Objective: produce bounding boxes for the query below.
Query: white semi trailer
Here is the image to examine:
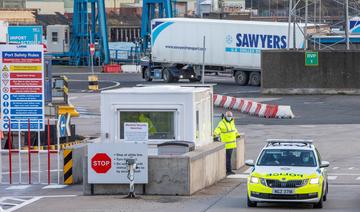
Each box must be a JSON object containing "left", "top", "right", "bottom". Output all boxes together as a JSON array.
[
  {"left": 0, "top": 21, "right": 8, "bottom": 43},
  {"left": 142, "top": 18, "right": 306, "bottom": 86}
]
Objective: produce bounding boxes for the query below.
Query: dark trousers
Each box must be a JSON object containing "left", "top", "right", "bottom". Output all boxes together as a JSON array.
[{"left": 226, "top": 149, "right": 233, "bottom": 173}]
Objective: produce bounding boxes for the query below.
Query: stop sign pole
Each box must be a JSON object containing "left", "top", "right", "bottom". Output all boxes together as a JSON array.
[{"left": 89, "top": 43, "right": 95, "bottom": 75}]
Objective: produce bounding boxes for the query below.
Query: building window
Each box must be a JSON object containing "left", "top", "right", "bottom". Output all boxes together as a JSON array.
[
  {"left": 64, "top": 30, "right": 68, "bottom": 44},
  {"left": 119, "top": 111, "right": 175, "bottom": 140},
  {"left": 52, "top": 32, "right": 58, "bottom": 42}
]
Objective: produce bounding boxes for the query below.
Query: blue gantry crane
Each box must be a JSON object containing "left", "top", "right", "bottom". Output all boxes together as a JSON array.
[
  {"left": 69, "top": 0, "right": 110, "bottom": 66},
  {"left": 141, "top": 0, "right": 174, "bottom": 51}
]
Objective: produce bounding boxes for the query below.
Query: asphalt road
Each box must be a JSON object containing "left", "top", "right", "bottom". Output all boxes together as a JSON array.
[{"left": 0, "top": 66, "right": 359, "bottom": 211}]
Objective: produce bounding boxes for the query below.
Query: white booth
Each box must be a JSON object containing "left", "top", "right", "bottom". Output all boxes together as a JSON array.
[
  {"left": 100, "top": 85, "right": 213, "bottom": 150},
  {"left": 83, "top": 85, "right": 233, "bottom": 195}
]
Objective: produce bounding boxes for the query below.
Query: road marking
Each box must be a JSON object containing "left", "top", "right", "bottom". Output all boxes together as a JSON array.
[
  {"left": 69, "top": 96, "right": 79, "bottom": 100},
  {"left": 332, "top": 167, "right": 339, "bottom": 170},
  {"left": 0, "top": 195, "right": 77, "bottom": 212},
  {"left": 299, "top": 125, "right": 316, "bottom": 128},
  {"left": 6, "top": 196, "right": 42, "bottom": 212},
  {"left": 42, "top": 185, "right": 68, "bottom": 189},
  {"left": 227, "top": 174, "right": 249, "bottom": 179},
  {"left": 221, "top": 90, "right": 259, "bottom": 95},
  {"left": 356, "top": 176, "right": 360, "bottom": 180},
  {"left": 328, "top": 176, "right": 338, "bottom": 180},
  {"left": 348, "top": 167, "right": 355, "bottom": 170},
  {"left": 100, "top": 81, "right": 120, "bottom": 91},
  {"left": 327, "top": 173, "right": 360, "bottom": 176},
  {"left": 304, "top": 101, "right": 324, "bottom": 104},
  {"left": 6, "top": 185, "right": 31, "bottom": 190},
  {"left": 244, "top": 168, "right": 252, "bottom": 174}
]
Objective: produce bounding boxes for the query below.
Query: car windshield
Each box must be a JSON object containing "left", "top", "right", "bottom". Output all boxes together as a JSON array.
[{"left": 257, "top": 149, "right": 317, "bottom": 167}]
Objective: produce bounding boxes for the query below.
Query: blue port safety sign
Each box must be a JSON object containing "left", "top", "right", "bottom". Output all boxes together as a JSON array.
[
  {"left": 8, "top": 26, "right": 43, "bottom": 44},
  {"left": 0, "top": 44, "right": 45, "bottom": 131}
]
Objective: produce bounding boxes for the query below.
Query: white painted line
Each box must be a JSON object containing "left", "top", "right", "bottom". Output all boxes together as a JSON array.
[
  {"left": 68, "top": 96, "right": 79, "bottom": 100},
  {"left": 5, "top": 197, "right": 27, "bottom": 202},
  {"left": 40, "top": 195, "right": 77, "bottom": 198},
  {"left": 348, "top": 167, "right": 355, "bottom": 170},
  {"left": 100, "top": 81, "right": 120, "bottom": 91},
  {"left": 227, "top": 174, "right": 249, "bottom": 179},
  {"left": 7, "top": 197, "right": 42, "bottom": 212},
  {"left": 327, "top": 173, "right": 360, "bottom": 176},
  {"left": 0, "top": 202, "right": 17, "bottom": 206},
  {"left": 6, "top": 185, "right": 31, "bottom": 190},
  {"left": 0, "top": 195, "right": 77, "bottom": 212},
  {"left": 244, "top": 168, "right": 252, "bottom": 174},
  {"left": 299, "top": 125, "right": 316, "bottom": 128},
  {"left": 328, "top": 176, "right": 338, "bottom": 180},
  {"left": 332, "top": 167, "right": 339, "bottom": 170},
  {"left": 42, "top": 185, "right": 68, "bottom": 189},
  {"left": 356, "top": 176, "right": 360, "bottom": 180}
]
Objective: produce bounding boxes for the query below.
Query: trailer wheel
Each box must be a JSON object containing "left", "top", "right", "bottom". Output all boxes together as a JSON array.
[
  {"left": 163, "top": 68, "right": 174, "bottom": 83},
  {"left": 144, "top": 68, "right": 153, "bottom": 82},
  {"left": 189, "top": 76, "right": 201, "bottom": 82},
  {"left": 234, "top": 71, "right": 248, "bottom": 86},
  {"left": 249, "top": 72, "right": 261, "bottom": 86}
]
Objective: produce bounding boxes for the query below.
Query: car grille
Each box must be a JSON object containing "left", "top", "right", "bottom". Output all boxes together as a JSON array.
[
  {"left": 264, "top": 179, "right": 307, "bottom": 188},
  {"left": 251, "top": 192, "right": 318, "bottom": 200}
]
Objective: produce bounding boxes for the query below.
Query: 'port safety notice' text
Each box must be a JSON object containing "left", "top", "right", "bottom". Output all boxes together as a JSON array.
[{"left": 88, "top": 143, "right": 148, "bottom": 184}]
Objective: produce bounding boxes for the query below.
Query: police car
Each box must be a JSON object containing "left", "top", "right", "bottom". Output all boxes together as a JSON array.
[{"left": 245, "top": 139, "right": 329, "bottom": 208}]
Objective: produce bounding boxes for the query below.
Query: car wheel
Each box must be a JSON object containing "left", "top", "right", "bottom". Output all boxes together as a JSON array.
[
  {"left": 314, "top": 185, "right": 324, "bottom": 209},
  {"left": 144, "top": 68, "right": 152, "bottom": 82},
  {"left": 247, "top": 195, "right": 257, "bottom": 207},
  {"left": 323, "top": 182, "right": 328, "bottom": 202},
  {"left": 234, "top": 71, "right": 249, "bottom": 86}
]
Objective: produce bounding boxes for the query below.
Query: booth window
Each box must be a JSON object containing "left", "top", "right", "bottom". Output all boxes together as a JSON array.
[
  {"left": 120, "top": 111, "right": 175, "bottom": 140},
  {"left": 52, "top": 32, "right": 58, "bottom": 42}
]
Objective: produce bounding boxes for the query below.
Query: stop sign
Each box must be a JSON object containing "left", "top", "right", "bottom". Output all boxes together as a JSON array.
[
  {"left": 89, "top": 43, "right": 95, "bottom": 56},
  {"left": 91, "top": 153, "right": 112, "bottom": 174}
]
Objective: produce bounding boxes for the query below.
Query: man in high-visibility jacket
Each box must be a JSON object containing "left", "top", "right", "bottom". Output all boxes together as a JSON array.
[
  {"left": 214, "top": 111, "right": 240, "bottom": 175},
  {"left": 139, "top": 113, "right": 157, "bottom": 136}
]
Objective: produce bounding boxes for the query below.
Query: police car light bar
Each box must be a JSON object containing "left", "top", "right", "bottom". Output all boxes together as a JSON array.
[{"left": 266, "top": 139, "right": 313, "bottom": 146}]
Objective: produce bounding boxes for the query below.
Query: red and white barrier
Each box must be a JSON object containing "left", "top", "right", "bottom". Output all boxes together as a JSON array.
[{"left": 213, "top": 94, "right": 295, "bottom": 119}]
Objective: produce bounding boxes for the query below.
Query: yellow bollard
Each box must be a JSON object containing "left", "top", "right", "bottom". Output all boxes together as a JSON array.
[{"left": 88, "top": 75, "right": 99, "bottom": 91}]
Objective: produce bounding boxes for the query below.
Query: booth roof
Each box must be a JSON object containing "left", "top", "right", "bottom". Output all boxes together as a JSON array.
[{"left": 102, "top": 85, "right": 210, "bottom": 94}]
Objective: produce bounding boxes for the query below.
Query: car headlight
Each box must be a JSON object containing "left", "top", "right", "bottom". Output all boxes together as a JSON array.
[
  {"left": 310, "top": 178, "right": 320, "bottom": 184},
  {"left": 250, "top": 176, "right": 259, "bottom": 184}
]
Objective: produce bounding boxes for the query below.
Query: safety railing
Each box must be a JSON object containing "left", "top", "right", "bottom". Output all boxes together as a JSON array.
[
  {"left": 109, "top": 48, "right": 142, "bottom": 64},
  {"left": 0, "top": 118, "right": 61, "bottom": 185}
]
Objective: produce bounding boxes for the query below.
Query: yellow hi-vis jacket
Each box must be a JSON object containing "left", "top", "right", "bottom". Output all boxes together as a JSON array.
[
  {"left": 139, "top": 114, "right": 157, "bottom": 135},
  {"left": 214, "top": 118, "right": 240, "bottom": 149}
]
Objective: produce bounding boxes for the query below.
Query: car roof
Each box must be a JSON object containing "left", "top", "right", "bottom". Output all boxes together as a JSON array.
[{"left": 263, "top": 139, "right": 315, "bottom": 150}]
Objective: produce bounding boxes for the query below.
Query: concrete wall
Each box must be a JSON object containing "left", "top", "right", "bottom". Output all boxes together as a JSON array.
[
  {"left": 261, "top": 50, "right": 360, "bottom": 94},
  {"left": 70, "top": 136, "right": 246, "bottom": 188},
  {"left": 231, "top": 134, "right": 245, "bottom": 170},
  {"left": 83, "top": 142, "right": 226, "bottom": 196}
]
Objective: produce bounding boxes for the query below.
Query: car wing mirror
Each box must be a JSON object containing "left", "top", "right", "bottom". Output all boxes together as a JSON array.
[
  {"left": 245, "top": 159, "right": 255, "bottom": 167},
  {"left": 320, "top": 161, "right": 330, "bottom": 168}
]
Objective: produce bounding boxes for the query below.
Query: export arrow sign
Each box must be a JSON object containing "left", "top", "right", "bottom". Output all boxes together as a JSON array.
[{"left": 91, "top": 153, "right": 112, "bottom": 174}]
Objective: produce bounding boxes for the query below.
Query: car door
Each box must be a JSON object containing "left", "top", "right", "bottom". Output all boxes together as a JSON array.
[{"left": 315, "top": 148, "right": 327, "bottom": 193}]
